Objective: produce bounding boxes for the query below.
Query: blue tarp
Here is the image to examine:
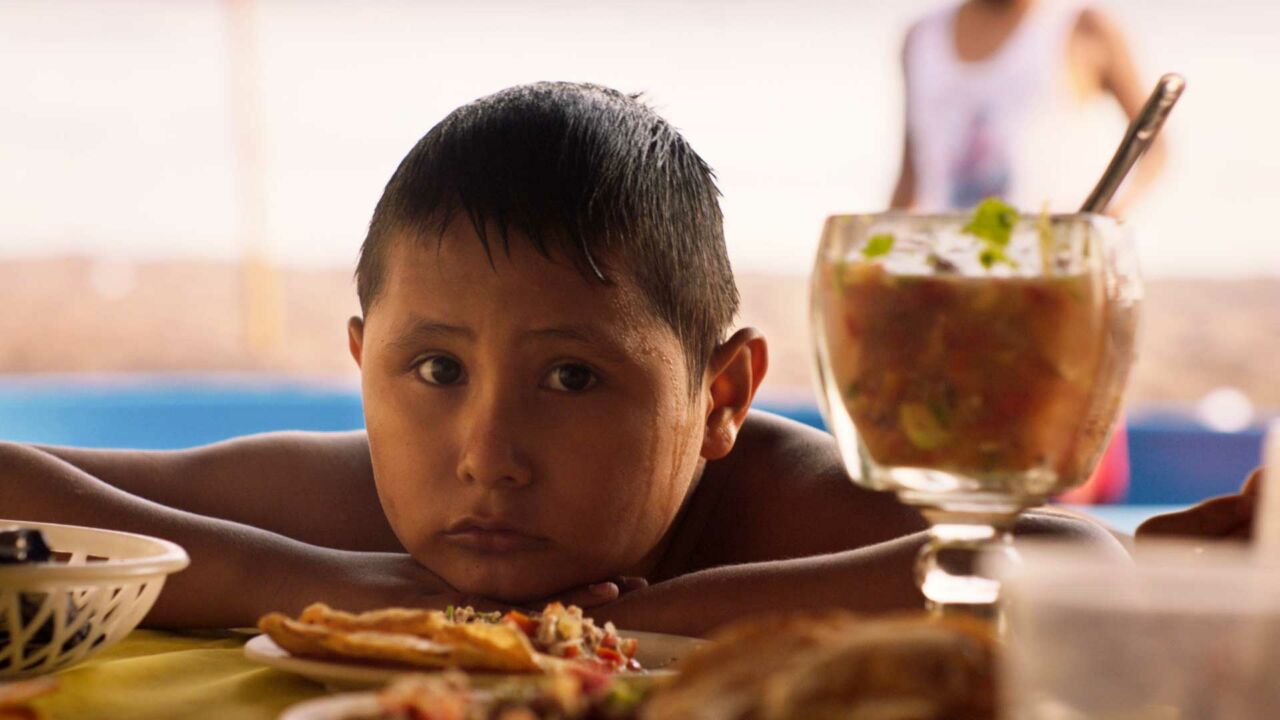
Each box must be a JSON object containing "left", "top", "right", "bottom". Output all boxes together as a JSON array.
[{"left": 0, "top": 376, "right": 1264, "bottom": 505}]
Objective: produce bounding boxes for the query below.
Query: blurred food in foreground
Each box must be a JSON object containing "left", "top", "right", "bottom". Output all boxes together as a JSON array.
[
  {"left": 641, "top": 612, "right": 995, "bottom": 720},
  {"left": 0, "top": 257, "right": 1276, "bottom": 409},
  {"left": 362, "top": 668, "right": 649, "bottom": 720},
  {"left": 0, "top": 677, "right": 57, "bottom": 720}
]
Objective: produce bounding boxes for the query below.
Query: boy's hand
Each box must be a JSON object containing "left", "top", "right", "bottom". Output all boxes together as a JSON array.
[
  {"left": 272, "top": 548, "right": 507, "bottom": 616},
  {"left": 532, "top": 576, "right": 649, "bottom": 610},
  {"left": 1136, "top": 468, "right": 1262, "bottom": 542},
  {"left": 275, "top": 548, "right": 648, "bottom": 617}
]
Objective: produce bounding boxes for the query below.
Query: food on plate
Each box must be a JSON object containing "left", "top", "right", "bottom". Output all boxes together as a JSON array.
[
  {"left": 277, "top": 611, "right": 999, "bottom": 719},
  {"left": 258, "top": 613, "right": 536, "bottom": 673},
  {"left": 0, "top": 677, "right": 57, "bottom": 720},
  {"left": 640, "top": 612, "right": 996, "bottom": 720},
  {"left": 366, "top": 665, "right": 650, "bottom": 720},
  {"left": 257, "top": 602, "right": 640, "bottom": 674}
]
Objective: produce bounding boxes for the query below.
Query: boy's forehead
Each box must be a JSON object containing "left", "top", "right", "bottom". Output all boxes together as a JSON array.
[{"left": 371, "top": 228, "right": 675, "bottom": 348}]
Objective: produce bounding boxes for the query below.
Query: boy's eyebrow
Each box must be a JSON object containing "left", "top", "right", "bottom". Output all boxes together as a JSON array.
[
  {"left": 521, "top": 325, "right": 632, "bottom": 363},
  {"left": 387, "top": 320, "right": 475, "bottom": 350},
  {"left": 386, "top": 320, "right": 633, "bottom": 363}
]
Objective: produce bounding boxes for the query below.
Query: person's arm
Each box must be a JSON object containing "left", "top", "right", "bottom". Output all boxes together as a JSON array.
[
  {"left": 890, "top": 136, "right": 917, "bottom": 211},
  {"left": 1136, "top": 467, "right": 1261, "bottom": 542},
  {"left": 0, "top": 441, "right": 464, "bottom": 628},
  {"left": 33, "top": 431, "right": 400, "bottom": 552},
  {"left": 1074, "top": 7, "right": 1167, "bottom": 216},
  {"left": 619, "top": 412, "right": 1127, "bottom": 636},
  {"left": 890, "top": 25, "right": 918, "bottom": 210},
  {"left": 599, "top": 509, "right": 1127, "bottom": 637}
]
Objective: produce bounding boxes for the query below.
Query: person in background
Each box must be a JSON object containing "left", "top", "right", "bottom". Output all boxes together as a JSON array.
[{"left": 890, "top": 0, "right": 1168, "bottom": 503}]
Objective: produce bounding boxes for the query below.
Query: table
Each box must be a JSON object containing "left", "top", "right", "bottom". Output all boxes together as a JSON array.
[
  {"left": 29, "top": 630, "right": 324, "bottom": 720},
  {"left": 24, "top": 505, "right": 1183, "bottom": 719}
]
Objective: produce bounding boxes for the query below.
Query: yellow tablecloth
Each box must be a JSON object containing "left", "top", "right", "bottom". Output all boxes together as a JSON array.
[{"left": 30, "top": 630, "right": 326, "bottom": 720}]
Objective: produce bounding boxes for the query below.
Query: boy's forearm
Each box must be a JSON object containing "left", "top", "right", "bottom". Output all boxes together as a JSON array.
[
  {"left": 600, "top": 509, "right": 1129, "bottom": 637},
  {"left": 0, "top": 442, "right": 356, "bottom": 627},
  {"left": 31, "top": 433, "right": 400, "bottom": 553},
  {"left": 599, "top": 533, "right": 927, "bottom": 638}
]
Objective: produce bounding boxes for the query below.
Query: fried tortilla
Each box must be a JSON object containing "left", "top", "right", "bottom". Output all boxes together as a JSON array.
[
  {"left": 297, "top": 603, "right": 448, "bottom": 638},
  {"left": 259, "top": 613, "right": 456, "bottom": 670},
  {"left": 258, "top": 610, "right": 542, "bottom": 673},
  {"left": 432, "top": 622, "right": 542, "bottom": 673}
]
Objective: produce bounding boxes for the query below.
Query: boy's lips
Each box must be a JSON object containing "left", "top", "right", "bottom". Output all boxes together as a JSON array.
[{"left": 442, "top": 518, "right": 550, "bottom": 553}]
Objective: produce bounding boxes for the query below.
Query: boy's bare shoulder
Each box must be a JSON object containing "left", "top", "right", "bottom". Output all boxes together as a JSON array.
[
  {"left": 667, "top": 412, "right": 1128, "bottom": 575},
  {"left": 675, "top": 410, "right": 927, "bottom": 571}
]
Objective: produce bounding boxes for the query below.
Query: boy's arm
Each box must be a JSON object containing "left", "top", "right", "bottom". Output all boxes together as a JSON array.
[
  {"left": 32, "top": 431, "right": 401, "bottom": 552},
  {"left": 0, "top": 441, "right": 463, "bottom": 628},
  {"left": 625, "top": 412, "right": 1128, "bottom": 637},
  {"left": 600, "top": 509, "right": 1126, "bottom": 637}
]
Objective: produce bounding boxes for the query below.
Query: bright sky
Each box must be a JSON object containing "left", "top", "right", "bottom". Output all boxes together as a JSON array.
[{"left": 1, "top": 0, "right": 1278, "bottom": 277}]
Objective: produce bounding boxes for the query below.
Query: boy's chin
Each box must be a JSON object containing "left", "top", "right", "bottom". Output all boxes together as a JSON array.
[{"left": 448, "top": 575, "right": 565, "bottom": 606}]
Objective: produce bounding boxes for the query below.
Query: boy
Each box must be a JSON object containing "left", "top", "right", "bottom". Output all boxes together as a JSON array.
[{"left": 0, "top": 82, "right": 1121, "bottom": 637}]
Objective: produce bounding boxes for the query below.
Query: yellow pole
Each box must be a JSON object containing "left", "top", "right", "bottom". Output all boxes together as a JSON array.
[{"left": 224, "top": 0, "right": 281, "bottom": 357}]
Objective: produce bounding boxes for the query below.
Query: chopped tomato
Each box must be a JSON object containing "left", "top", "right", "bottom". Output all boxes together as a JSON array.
[
  {"left": 502, "top": 611, "right": 539, "bottom": 637},
  {"left": 595, "top": 646, "right": 625, "bottom": 667},
  {"left": 599, "top": 634, "right": 618, "bottom": 650},
  {"left": 560, "top": 644, "right": 581, "bottom": 659},
  {"left": 619, "top": 638, "right": 638, "bottom": 659}
]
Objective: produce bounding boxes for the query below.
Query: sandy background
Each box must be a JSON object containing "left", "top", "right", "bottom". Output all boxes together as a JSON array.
[{"left": 1, "top": 257, "right": 1276, "bottom": 409}]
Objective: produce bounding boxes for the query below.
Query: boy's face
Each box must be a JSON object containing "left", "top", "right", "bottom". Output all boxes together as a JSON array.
[{"left": 350, "top": 223, "right": 708, "bottom": 602}]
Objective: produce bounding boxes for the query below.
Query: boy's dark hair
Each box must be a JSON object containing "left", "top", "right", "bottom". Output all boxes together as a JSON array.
[{"left": 355, "top": 81, "right": 738, "bottom": 385}]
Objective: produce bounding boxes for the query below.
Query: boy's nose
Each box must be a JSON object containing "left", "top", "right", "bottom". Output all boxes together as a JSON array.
[{"left": 455, "top": 389, "right": 534, "bottom": 489}]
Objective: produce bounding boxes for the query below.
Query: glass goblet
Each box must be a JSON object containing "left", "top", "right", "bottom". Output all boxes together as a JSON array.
[{"left": 810, "top": 211, "right": 1140, "bottom": 616}]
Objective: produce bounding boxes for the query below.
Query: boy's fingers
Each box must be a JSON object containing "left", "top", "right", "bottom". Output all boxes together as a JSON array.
[
  {"left": 541, "top": 582, "right": 620, "bottom": 609},
  {"left": 588, "top": 582, "right": 621, "bottom": 599},
  {"left": 617, "top": 576, "right": 649, "bottom": 593},
  {"left": 527, "top": 578, "right": 645, "bottom": 612},
  {"left": 1136, "top": 493, "right": 1253, "bottom": 541}
]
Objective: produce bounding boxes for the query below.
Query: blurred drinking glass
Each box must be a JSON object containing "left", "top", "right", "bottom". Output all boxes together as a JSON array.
[{"left": 1000, "top": 543, "right": 1280, "bottom": 718}]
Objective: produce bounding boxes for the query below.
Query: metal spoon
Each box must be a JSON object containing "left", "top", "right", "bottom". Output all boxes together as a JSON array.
[{"left": 1080, "top": 73, "right": 1186, "bottom": 214}]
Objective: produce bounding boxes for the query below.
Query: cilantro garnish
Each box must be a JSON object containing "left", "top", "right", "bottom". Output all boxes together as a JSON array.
[
  {"left": 862, "top": 233, "right": 895, "bottom": 259},
  {"left": 962, "top": 197, "right": 1019, "bottom": 269}
]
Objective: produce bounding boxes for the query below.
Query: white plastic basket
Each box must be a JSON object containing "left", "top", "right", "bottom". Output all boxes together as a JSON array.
[{"left": 0, "top": 520, "right": 189, "bottom": 678}]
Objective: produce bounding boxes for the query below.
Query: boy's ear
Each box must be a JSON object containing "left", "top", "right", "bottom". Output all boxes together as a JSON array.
[
  {"left": 701, "top": 328, "right": 769, "bottom": 461},
  {"left": 348, "top": 316, "right": 365, "bottom": 368}
]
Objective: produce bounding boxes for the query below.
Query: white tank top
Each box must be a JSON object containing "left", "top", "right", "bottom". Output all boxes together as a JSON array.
[{"left": 905, "top": 1, "right": 1105, "bottom": 212}]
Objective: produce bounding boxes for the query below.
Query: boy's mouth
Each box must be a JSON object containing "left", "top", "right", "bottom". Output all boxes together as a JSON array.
[{"left": 442, "top": 518, "right": 550, "bottom": 554}]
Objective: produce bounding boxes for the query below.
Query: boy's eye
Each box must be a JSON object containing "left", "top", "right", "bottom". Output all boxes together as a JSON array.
[
  {"left": 543, "top": 363, "right": 598, "bottom": 393},
  {"left": 416, "top": 355, "right": 466, "bottom": 386}
]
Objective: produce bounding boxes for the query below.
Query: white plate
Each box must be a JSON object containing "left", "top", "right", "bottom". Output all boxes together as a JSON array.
[
  {"left": 245, "top": 630, "right": 704, "bottom": 691},
  {"left": 278, "top": 692, "right": 381, "bottom": 720}
]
